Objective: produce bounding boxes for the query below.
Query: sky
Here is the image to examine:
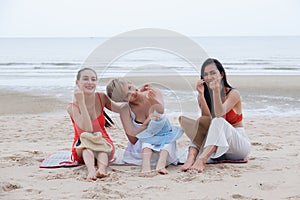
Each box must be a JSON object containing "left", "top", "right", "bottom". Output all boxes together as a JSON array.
[{"left": 0, "top": 0, "right": 300, "bottom": 37}]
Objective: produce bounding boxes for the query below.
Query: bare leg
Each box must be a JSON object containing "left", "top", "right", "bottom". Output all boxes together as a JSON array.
[
  {"left": 156, "top": 150, "right": 169, "bottom": 175},
  {"left": 180, "top": 146, "right": 199, "bottom": 171},
  {"left": 82, "top": 149, "right": 97, "bottom": 180},
  {"left": 191, "top": 145, "right": 217, "bottom": 173},
  {"left": 141, "top": 148, "right": 153, "bottom": 173},
  {"left": 96, "top": 152, "right": 109, "bottom": 178}
]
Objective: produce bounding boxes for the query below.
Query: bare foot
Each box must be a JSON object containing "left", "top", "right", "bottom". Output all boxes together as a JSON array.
[
  {"left": 191, "top": 158, "right": 206, "bottom": 173},
  {"left": 139, "top": 165, "right": 155, "bottom": 177},
  {"left": 96, "top": 170, "right": 109, "bottom": 178},
  {"left": 86, "top": 172, "right": 97, "bottom": 181},
  {"left": 156, "top": 168, "right": 169, "bottom": 175},
  {"left": 141, "top": 165, "right": 152, "bottom": 174},
  {"left": 96, "top": 166, "right": 109, "bottom": 178},
  {"left": 138, "top": 170, "right": 157, "bottom": 177},
  {"left": 180, "top": 157, "right": 195, "bottom": 171}
]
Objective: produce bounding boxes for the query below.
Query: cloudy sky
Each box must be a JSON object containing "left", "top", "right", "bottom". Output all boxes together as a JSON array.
[{"left": 0, "top": 0, "right": 299, "bottom": 37}]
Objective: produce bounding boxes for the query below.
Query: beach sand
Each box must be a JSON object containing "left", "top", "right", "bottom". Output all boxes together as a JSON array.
[{"left": 1, "top": 75, "right": 300, "bottom": 200}]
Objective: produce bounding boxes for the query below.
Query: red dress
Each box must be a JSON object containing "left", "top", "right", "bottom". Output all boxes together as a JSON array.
[
  {"left": 70, "top": 92, "right": 115, "bottom": 163},
  {"left": 224, "top": 87, "right": 243, "bottom": 125},
  {"left": 225, "top": 109, "right": 243, "bottom": 125}
]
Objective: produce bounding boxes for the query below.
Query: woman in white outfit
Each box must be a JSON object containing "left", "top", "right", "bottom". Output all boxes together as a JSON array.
[
  {"left": 180, "top": 58, "right": 251, "bottom": 173},
  {"left": 106, "top": 78, "right": 180, "bottom": 174}
]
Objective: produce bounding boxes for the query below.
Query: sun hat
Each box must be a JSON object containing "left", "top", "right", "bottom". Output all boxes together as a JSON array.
[
  {"left": 178, "top": 115, "right": 211, "bottom": 148},
  {"left": 136, "top": 114, "right": 184, "bottom": 147},
  {"left": 75, "top": 132, "right": 112, "bottom": 152}
]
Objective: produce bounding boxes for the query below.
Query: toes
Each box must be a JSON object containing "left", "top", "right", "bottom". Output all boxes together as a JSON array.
[
  {"left": 156, "top": 168, "right": 169, "bottom": 175},
  {"left": 96, "top": 171, "right": 109, "bottom": 178}
]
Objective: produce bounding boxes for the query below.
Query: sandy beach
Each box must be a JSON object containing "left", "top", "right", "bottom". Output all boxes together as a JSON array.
[{"left": 1, "top": 75, "right": 300, "bottom": 200}]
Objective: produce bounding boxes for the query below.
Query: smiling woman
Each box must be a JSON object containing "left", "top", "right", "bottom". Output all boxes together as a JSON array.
[
  {"left": 67, "top": 67, "right": 122, "bottom": 180},
  {"left": 180, "top": 58, "right": 251, "bottom": 173}
]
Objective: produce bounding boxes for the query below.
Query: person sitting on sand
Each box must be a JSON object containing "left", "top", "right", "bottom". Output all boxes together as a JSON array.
[
  {"left": 68, "top": 68, "right": 121, "bottom": 180},
  {"left": 179, "top": 58, "right": 251, "bottom": 173},
  {"left": 106, "top": 78, "right": 183, "bottom": 175}
]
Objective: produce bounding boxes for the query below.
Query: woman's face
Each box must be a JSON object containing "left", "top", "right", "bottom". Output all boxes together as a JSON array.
[
  {"left": 123, "top": 82, "right": 139, "bottom": 102},
  {"left": 202, "top": 63, "right": 223, "bottom": 83},
  {"left": 76, "top": 70, "right": 97, "bottom": 93}
]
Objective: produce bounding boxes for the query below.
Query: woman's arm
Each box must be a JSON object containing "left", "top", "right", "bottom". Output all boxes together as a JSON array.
[
  {"left": 67, "top": 90, "right": 93, "bottom": 132},
  {"left": 119, "top": 104, "right": 149, "bottom": 144},
  {"left": 196, "top": 80, "right": 211, "bottom": 117},
  {"left": 101, "top": 92, "right": 123, "bottom": 113},
  {"left": 211, "top": 82, "right": 241, "bottom": 117},
  {"left": 198, "top": 93, "right": 211, "bottom": 117}
]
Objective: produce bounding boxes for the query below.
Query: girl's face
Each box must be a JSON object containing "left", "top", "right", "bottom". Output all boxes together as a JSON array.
[
  {"left": 202, "top": 63, "right": 223, "bottom": 83},
  {"left": 76, "top": 70, "right": 97, "bottom": 93}
]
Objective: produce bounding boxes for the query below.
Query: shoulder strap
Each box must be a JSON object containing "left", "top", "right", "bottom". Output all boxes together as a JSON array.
[{"left": 97, "top": 92, "right": 104, "bottom": 108}]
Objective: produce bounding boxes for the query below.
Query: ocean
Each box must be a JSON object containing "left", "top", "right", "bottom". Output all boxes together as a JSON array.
[{"left": 0, "top": 36, "right": 299, "bottom": 117}]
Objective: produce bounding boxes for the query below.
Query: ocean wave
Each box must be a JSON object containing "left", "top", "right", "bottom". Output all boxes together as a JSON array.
[
  {"left": 0, "top": 62, "right": 80, "bottom": 66},
  {"left": 224, "top": 62, "right": 271, "bottom": 65}
]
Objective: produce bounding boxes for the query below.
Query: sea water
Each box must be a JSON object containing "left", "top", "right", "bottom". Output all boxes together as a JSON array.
[{"left": 0, "top": 36, "right": 299, "bottom": 116}]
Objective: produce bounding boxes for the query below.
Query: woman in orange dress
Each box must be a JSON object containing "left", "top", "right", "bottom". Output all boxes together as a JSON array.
[{"left": 68, "top": 68, "right": 121, "bottom": 180}]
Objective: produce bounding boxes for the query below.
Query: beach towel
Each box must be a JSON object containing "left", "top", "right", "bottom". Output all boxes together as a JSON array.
[
  {"left": 179, "top": 149, "right": 248, "bottom": 164},
  {"left": 39, "top": 149, "right": 247, "bottom": 168},
  {"left": 206, "top": 156, "right": 248, "bottom": 164},
  {"left": 39, "top": 151, "right": 82, "bottom": 168},
  {"left": 111, "top": 149, "right": 248, "bottom": 165},
  {"left": 39, "top": 150, "right": 125, "bottom": 168}
]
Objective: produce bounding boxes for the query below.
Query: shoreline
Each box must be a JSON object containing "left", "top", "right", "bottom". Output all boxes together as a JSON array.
[
  {"left": 101, "top": 75, "right": 300, "bottom": 97},
  {"left": 1, "top": 75, "right": 299, "bottom": 116}
]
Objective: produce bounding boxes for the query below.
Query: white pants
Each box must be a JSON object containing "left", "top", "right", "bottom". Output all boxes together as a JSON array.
[{"left": 191, "top": 117, "right": 251, "bottom": 160}]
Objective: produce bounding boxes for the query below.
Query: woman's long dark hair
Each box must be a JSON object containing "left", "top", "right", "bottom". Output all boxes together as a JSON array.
[{"left": 200, "top": 58, "right": 233, "bottom": 117}]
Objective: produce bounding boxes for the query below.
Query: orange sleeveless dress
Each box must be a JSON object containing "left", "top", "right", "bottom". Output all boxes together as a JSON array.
[{"left": 70, "top": 92, "right": 115, "bottom": 163}]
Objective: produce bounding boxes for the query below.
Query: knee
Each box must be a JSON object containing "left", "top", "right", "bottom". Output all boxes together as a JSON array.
[
  {"left": 211, "top": 117, "right": 226, "bottom": 126},
  {"left": 82, "top": 148, "right": 93, "bottom": 155},
  {"left": 142, "top": 147, "right": 153, "bottom": 153}
]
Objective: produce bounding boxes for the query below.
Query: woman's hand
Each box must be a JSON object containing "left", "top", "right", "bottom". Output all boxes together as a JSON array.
[
  {"left": 149, "top": 112, "right": 161, "bottom": 121},
  {"left": 196, "top": 79, "right": 205, "bottom": 94},
  {"left": 142, "top": 115, "right": 151, "bottom": 127},
  {"left": 74, "top": 87, "right": 85, "bottom": 103},
  {"left": 140, "top": 84, "right": 151, "bottom": 92},
  {"left": 208, "top": 78, "right": 222, "bottom": 92},
  {"left": 146, "top": 88, "right": 164, "bottom": 114},
  {"left": 146, "top": 89, "right": 159, "bottom": 105}
]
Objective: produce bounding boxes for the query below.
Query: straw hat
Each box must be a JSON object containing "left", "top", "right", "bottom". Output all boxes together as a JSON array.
[
  {"left": 75, "top": 132, "right": 112, "bottom": 152},
  {"left": 178, "top": 116, "right": 211, "bottom": 148}
]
